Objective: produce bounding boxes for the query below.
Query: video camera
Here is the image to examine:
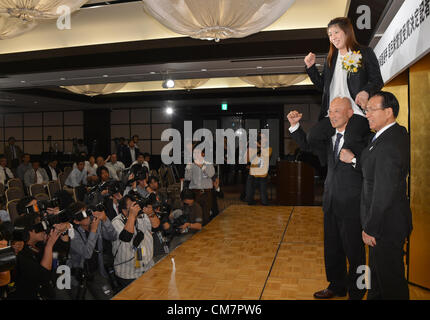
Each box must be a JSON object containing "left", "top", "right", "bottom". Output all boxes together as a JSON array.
[{"left": 87, "top": 180, "right": 123, "bottom": 201}]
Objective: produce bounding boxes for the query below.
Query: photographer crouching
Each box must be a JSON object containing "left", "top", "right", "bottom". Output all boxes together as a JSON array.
[
  {"left": 168, "top": 189, "right": 203, "bottom": 251},
  {"left": 67, "top": 201, "right": 117, "bottom": 300},
  {"left": 111, "top": 194, "right": 160, "bottom": 290}
]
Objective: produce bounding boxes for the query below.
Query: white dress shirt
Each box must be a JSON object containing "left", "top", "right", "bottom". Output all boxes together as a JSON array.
[
  {"left": 0, "top": 166, "right": 14, "bottom": 185},
  {"left": 36, "top": 170, "right": 44, "bottom": 184},
  {"left": 48, "top": 165, "right": 58, "bottom": 180},
  {"left": 372, "top": 121, "right": 396, "bottom": 142},
  {"left": 329, "top": 52, "right": 365, "bottom": 117},
  {"left": 130, "top": 148, "right": 136, "bottom": 163}
]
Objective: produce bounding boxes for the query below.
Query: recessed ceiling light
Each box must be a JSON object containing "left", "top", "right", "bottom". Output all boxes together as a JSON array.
[
  {"left": 60, "top": 77, "right": 66, "bottom": 80},
  {"left": 162, "top": 79, "right": 175, "bottom": 89},
  {"left": 256, "top": 66, "right": 263, "bottom": 69},
  {"left": 102, "top": 75, "right": 109, "bottom": 78},
  {"left": 150, "top": 72, "right": 156, "bottom": 75},
  {"left": 201, "top": 68, "right": 207, "bottom": 72},
  {"left": 166, "top": 107, "right": 173, "bottom": 115},
  {"left": 20, "top": 80, "right": 26, "bottom": 83}
]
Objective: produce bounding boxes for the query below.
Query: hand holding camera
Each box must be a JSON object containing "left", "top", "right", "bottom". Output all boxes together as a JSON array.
[
  {"left": 129, "top": 202, "right": 141, "bottom": 219},
  {"left": 45, "top": 228, "right": 61, "bottom": 249},
  {"left": 90, "top": 215, "right": 101, "bottom": 233}
]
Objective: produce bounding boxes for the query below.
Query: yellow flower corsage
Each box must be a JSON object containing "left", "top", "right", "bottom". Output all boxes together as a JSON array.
[{"left": 342, "top": 50, "right": 362, "bottom": 74}]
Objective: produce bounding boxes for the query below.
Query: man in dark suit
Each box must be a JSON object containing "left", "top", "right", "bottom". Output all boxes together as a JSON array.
[
  {"left": 44, "top": 159, "right": 61, "bottom": 181},
  {"left": 340, "top": 91, "right": 412, "bottom": 300},
  {"left": 121, "top": 139, "right": 140, "bottom": 168},
  {"left": 4, "top": 137, "right": 23, "bottom": 170},
  {"left": 287, "top": 97, "right": 367, "bottom": 299}
]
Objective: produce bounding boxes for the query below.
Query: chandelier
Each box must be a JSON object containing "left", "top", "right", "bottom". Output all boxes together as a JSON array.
[
  {"left": 0, "top": 0, "right": 88, "bottom": 21},
  {"left": 62, "top": 83, "right": 127, "bottom": 97},
  {"left": 0, "top": 13, "right": 36, "bottom": 39},
  {"left": 240, "top": 74, "right": 308, "bottom": 89},
  {"left": 142, "top": 0, "right": 296, "bottom": 41}
]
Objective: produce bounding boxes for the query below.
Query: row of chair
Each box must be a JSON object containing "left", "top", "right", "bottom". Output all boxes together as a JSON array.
[{"left": 3, "top": 167, "right": 73, "bottom": 224}]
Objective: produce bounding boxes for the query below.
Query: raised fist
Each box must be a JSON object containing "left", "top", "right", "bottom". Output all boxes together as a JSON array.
[
  {"left": 304, "top": 52, "right": 316, "bottom": 69},
  {"left": 287, "top": 111, "right": 303, "bottom": 127}
]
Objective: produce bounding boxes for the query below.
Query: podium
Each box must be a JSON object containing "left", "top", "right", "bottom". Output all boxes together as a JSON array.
[{"left": 275, "top": 160, "right": 314, "bottom": 206}]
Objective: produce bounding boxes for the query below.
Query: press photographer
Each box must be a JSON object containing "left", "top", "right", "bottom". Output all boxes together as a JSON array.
[
  {"left": 111, "top": 194, "right": 159, "bottom": 289},
  {"left": 67, "top": 201, "right": 117, "bottom": 300},
  {"left": 168, "top": 189, "right": 203, "bottom": 251},
  {"left": 123, "top": 164, "right": 149, "bottom": 198},
  {"left": 9, "top": 213, "right": 61, "bottom": 300}
]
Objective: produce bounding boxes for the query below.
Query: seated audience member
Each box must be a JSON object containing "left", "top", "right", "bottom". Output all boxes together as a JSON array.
[
  {"left": 67, "top": 201, "right": 117, "bottom": 300},
  {"left": 10, "top": 213, "right": 61, "bottom": 300},
  {"left": 111, "top": 196, "right": 155, "bottom": 289},
  {"left": 132, "top": 134, "right": 140, "bottom": 150},
  {"left": 168, "top": 189, "right": 203, "bottom": 251},
  {"left": 44, "top": 159, "right": 61, "bottom": 181},
  {"left": 105, "top": 153, "right": 125, "bottom": 181},
  {"left": 0, "top": 156, "right": 14, "bottom": 185},
  {"left": 131, "top": 153, "right": 149, "bottom": 170},
  {"left": 16, "top": 154, "right": 32, "bottom": 181},
  {"left": 143, "top": 153, "right": 151, "bottom": 171},
  {"left": 65, "top": 159, "right": 87, "bottom": 201},
  {"left": 210, "top": 175, "right": 224, "bottom": 219},
  {"left": 24, "top": 160, "right": 49, "bottom": 188}
]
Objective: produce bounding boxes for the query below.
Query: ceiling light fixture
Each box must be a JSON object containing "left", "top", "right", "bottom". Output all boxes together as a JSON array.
[
  {"left": 162, "top": 79, "right": 175, "bottom": 89},
  {"left": 166, "top": 107, "right": 173, "bottom": 115}
]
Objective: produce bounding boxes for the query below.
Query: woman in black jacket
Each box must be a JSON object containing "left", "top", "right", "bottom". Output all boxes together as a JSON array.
[{"left": 304, "top": 17, "right": 384, "bottom": 165}]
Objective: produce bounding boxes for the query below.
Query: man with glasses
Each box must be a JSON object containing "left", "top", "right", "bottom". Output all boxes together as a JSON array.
[{"left": 340, "top": 91, "right": 412, "bottom": 300}]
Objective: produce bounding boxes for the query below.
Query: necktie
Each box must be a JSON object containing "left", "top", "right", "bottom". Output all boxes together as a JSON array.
[
  {"left": 371, "top": 134, "right": 377, "bottom": 143},
  {"left": 333, "top": 133, "right": 343, "bottom": 161}
]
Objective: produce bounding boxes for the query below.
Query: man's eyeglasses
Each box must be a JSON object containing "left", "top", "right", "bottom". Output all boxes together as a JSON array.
[{"left": 363, "top": 107, "right": 384, "bottom": 115}]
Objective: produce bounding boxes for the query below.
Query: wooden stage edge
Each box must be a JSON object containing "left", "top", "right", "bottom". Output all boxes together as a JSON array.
[{"left": 113, "top": 205, "right": 430, "bottom": 300}]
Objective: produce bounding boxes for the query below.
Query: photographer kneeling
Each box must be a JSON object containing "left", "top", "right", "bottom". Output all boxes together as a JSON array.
[
  {"left": 68, "top": 202, "right": 117, "bottom": 300},
  {"left": 111, "top": 195, "right": 158, "bottom": 289},
  {"left": 168, "top": 189, "right": 203, "bottom": 251}
]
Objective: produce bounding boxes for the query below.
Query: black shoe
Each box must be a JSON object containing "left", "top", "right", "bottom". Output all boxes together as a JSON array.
[{"left": 313, "top": 288, "right": 347, "bottom": 299}]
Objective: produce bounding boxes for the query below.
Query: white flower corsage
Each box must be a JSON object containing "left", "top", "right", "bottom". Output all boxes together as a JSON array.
[{"left": 342, "top": 50, "right": 362, "bottom": 74}]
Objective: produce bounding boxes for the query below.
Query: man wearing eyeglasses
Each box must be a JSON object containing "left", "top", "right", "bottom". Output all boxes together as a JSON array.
[{"left": 340, "top": 91, "right": 412, "bottom": 300}]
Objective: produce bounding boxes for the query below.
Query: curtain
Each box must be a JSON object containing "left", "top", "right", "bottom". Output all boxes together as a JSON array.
[{"left": 142, "top": 0, "right": 295, "bottom": 41}]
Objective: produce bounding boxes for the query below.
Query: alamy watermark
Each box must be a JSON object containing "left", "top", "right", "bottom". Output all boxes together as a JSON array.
[{"left": 160, "top": 121, "right": 271, "bottom": 176}]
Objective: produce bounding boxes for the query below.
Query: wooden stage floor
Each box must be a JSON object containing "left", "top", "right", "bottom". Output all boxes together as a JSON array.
[{"left": 113, "top": 205, "right": 430, "bottom": 300}]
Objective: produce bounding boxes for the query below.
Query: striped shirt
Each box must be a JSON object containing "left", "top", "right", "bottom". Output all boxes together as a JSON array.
[{"left": 111, "top": 214, "right": 154, "bottom": 280}]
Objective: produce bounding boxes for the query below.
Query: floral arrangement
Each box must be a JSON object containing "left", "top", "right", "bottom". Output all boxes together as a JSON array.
[{"left": 342, "top": 50, "right": 362, "bottom": 73}]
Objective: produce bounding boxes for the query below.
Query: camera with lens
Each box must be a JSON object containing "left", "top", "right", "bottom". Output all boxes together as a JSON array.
[
  {"left": 127, "top": 165, "right": 148, "bottom": 186},
  {"left": 37, "top": 198, "right": 61, "bottom": 212},
  {"left": 171, "top": 205, "right": 192, "bottom": 234},
  {"left": 127, "top": 191, "right": 152, "bottom": 212}
]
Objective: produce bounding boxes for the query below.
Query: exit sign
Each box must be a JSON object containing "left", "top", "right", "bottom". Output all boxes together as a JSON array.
[{"left": 221, "top": 103, "right": 228, "bottom": 111}]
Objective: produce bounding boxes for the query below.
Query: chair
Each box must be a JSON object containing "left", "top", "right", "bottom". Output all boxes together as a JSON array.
[
  {"left": 7, "top": 199, "right": 20, "bottom": 224},
  {"left": 47, "top": 180, "right": 61, "bottom": 199},
  {"left": 0, "top": 183, "right": 5, "bottom": 204},
  {"left": 34, "top": 193, "right": 49, "bottom": 201},
  {"left": 64, "top": 167, "right": 73, "bottom": 176},
  {"left": 58, "top": 172, "right": 68, "bottom": 189},
  {"left": 7, "top": 178, "right": 24, "bottom": 190},
  {"left": 6, "top": 187, "right": 24, "bottom": 203},
  {"left": 30, "top": 184, "right": 46, "bottom": 196}
]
